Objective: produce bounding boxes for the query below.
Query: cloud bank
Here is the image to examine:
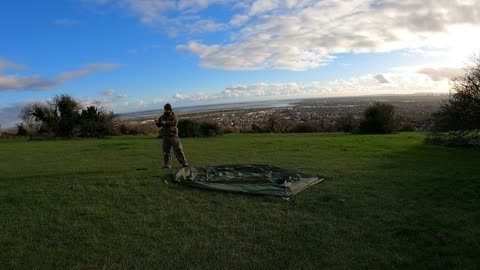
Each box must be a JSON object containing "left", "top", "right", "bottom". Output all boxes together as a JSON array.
[
  {"left": 88, "top": 1, "right": 480, "bottom": 70},
  {"left": 137, "top": 70, "right": 451, "bottom": 108},
  {"left": 177, "top": 0, "right": 480, "bottom": 70}
]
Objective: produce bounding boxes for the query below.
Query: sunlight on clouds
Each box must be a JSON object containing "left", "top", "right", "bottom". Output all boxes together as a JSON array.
[
  {"left": 88, "top": 1, "right": 480, "bottom": 70},
  {"left": 176, "top": 0, "right": 480, "bottom": 70}
]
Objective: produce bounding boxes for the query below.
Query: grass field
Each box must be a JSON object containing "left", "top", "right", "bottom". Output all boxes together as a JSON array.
[{"left": 1, "top": 133, "right": 479, "bottom": 269}]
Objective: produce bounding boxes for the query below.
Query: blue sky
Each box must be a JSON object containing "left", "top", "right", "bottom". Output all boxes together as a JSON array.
[{"left": 1, "top": 0, "right": 480, "bottom": 128}]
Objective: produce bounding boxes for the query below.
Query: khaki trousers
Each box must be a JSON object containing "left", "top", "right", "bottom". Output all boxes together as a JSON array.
[{"left": 162, "top": 136, "right": 187, "bottom": 165}]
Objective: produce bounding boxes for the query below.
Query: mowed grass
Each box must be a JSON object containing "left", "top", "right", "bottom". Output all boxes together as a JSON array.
[{"left": 0, "top": 133, "right": 479, "bottom": 269}]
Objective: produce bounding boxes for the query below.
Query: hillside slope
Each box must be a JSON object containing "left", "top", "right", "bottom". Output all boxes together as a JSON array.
[{"left": 1, "top": 133, "right": 479, "bottom": 269}]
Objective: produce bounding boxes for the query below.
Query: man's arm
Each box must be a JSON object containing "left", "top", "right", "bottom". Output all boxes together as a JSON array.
[
  {"left": 164, "top": 114, "right": 178, "bottom": 126},
  {"left": 154, "top": 117, "right": 163, "bottom": 127}
]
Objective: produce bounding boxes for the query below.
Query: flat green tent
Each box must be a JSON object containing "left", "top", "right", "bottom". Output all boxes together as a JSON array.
[{"left": 172, "top": 164, "right": 325, "bottom": 198}]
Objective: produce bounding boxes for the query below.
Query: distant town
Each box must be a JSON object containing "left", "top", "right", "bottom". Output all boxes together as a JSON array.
[{"left": 123, "top": 94, "right": 447, "bottom": 132}]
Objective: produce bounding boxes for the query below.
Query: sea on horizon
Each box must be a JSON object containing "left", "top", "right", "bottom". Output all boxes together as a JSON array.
[{"left": 116, "top": 99, "right": 297, "bottom": 120}]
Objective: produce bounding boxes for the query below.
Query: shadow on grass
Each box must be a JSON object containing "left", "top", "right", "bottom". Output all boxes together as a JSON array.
[{"left": 350, "top": 142, "right": 480, "bottom": 269}]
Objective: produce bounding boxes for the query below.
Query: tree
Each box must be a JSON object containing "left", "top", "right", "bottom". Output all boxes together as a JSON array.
[
  {"left": 359, "top": 102, "right": 396, "bottom": 134},
  {"left": 21, "top": 95, "right": 80, "bottom": 137},
  {"left": 20, "top": 94, "right": 115, "bottom": 138},
  {"left": 55, "top": 95, "right": 80, "bottom": 137},
  {"left": 266, "top": 115, "right": 294, "bottom": 133},
  {"left": 336, "top": 113, "right": 354, "bottom": 132},
  {"left": 22, "top": 103, "right": 57, "bottom": 136},
  {"left": 78, "top": 106, "right": 115, "bottom": 137},
  {"left": 432, "top": 55, "right": 480, "bottom": 136},
  {"left": 177, "top": 119, "right": 223, "bottom": 137},
  {"left": 18, "top": 119, "right": 40, "bottom": 139}
]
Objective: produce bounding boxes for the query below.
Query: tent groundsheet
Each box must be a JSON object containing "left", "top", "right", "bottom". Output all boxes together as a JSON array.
[{"left": 172, "top": 164, "right": 325, "bottom": 198}]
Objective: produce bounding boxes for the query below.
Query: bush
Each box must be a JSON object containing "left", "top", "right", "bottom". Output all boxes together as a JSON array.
[
  {"left": 178, "top": 119, "right": 223, "bottom": 137},
  {"left": 178, "top": 119, "right": 202, "bottom": 137},
  {"left": 336, "top": 113, "right": 354, "bottom": 132},
  {"left": 398, "top": 121, "right": 416, "bottom": 132},
  {"left": 425, "top": 132, "right": 480, "bottom": 147},
  {"left": 319, "top": 119, "right": 338, "bottom": 132},
  {"left": 293, "top": 122, "right": 317, "bottom": 133},
  {"left": 78, "top": 106, "right": 116, "bottom": 138},
  {"left": 359, "top": 102, "right": 397, "bottom": 134},
  {"left": 117, "top": 122, "right": 158, "bottom": 135},
  {"left": 251, "top": 123, "right": 266, "bottom": 133},
  {"left": 199, "top": 122, "right": 224, "bottom": 137},
  {"left": 265, "top": 116, "right": 295, "bottom": 133},
  {"left": 222, "top": 127, "right": 238, "bottom": 134},
  {"left": 20, "top": 94, "right": 116, "bottom": 138}
]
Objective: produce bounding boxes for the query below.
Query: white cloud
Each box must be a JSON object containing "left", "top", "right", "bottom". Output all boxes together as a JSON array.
[
  {"left": 0, "top": 101, "right": 33, "bottom": 129},
  {"left": 99, "top": 89, "right": 117, "bottom": 96},
  {"left": 152, "top": 98, "right": 163, "bottom": 104},
  {"left": 0, "top": 61, "right": 123, "bottom": 92},
  {"left": 136, "top": 99, "right": 147, "bottom": 107},
  {"left": 0, "top": 58, "right": 27, "bottom": 70},
  {"left": 417, "top": 67, "right": 464, "bottom": 81},
  {"left": 59, "top": 63, "right": 124, "bottom": 80},
  {"left": 86, "top": 0, "right": 237, "bottom": 34},
  {"left": 172, "top": 92, "right": 211, "bottom": 101},
  {"left": 84, "top": 1, "right": 480, "bottom": 70},
  {"left": 177, "top": 0, "right": 480, "bottom": 70},
  {"left": 0, "top": 73, "right": 60, "bottom": 92},
  {"left": 177, "top": 0, "right": 232, "bottom": 11},
  {"left": 121, "top": 0, "right": 176, "bottom": 23},
  {"left": 249, "top": 0, "right": 281, "bottom": 15},
  {"left": 229, "top": 14, "right": 249, "bottom": 26}
]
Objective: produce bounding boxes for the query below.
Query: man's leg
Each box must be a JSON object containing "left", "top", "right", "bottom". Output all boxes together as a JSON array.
[
  {"left": 172, "top": 136, "right": 188, "bottom": 166},
  {"left": 162, "top": 137, "right": 172, "bottom": 168}
]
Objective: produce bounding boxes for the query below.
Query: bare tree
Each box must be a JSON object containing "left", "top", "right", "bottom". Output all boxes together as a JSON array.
[{"left": 433, "top": 54, "right": 480, "bottom": 137}]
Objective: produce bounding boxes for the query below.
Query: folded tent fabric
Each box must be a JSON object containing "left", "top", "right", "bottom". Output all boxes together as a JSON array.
[{"left": 172, "top": 164, "right": 325, "bottom": 198}]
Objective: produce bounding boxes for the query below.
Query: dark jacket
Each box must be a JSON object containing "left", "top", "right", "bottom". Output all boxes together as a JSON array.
[{"left": 156, "top": 111, "right": 179, "bottom": 137}]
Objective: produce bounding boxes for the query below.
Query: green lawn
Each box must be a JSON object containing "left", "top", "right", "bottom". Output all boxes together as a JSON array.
[{"left": 1, "top": 133, "right": 479, "bottom": 269}]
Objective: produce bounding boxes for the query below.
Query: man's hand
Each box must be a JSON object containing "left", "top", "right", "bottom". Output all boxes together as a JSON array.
[{"left": 161, "top": 121, "right": 166, "bottom": 125}]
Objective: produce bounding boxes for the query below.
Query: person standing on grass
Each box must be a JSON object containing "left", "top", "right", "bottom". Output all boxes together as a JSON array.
[{"left": 155, "top": 103, "right": 189, "bottom": 169}]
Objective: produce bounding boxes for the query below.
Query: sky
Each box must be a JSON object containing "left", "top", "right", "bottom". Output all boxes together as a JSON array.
[{"left": 1, "top": 0, "right": 480, "bottom": 128}]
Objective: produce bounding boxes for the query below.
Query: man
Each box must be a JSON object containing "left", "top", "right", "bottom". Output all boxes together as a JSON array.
[{"left": 155, "top": 103, "right": 189, "bottom": 169}]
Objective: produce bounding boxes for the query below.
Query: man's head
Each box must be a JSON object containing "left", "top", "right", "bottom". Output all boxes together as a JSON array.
[{"left": 164, "top": 103, "right": 172, "bottom": 114}]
